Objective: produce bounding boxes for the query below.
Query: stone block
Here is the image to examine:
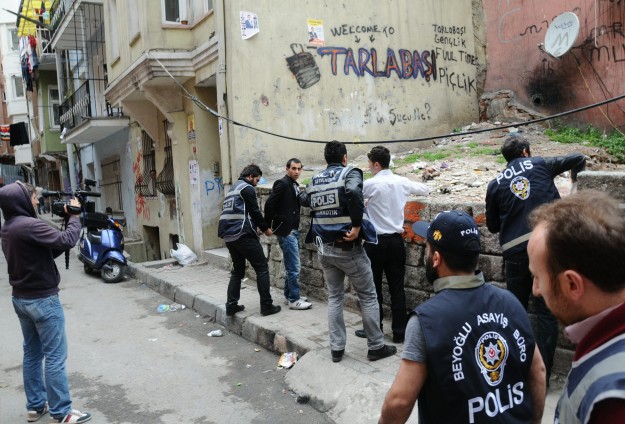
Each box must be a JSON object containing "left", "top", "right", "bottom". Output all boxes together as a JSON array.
[
  {"left": 174, "top": 287, "right": 197, "bottom": 309},
  {"left": 578, "top": 171, "right": 625, "bottom": 201},
  {"left": 405, "top": 265, "right": 427, "bottom": 291},
  {"left": 479, "top": 254, "right": 504, "bottom": 283},
  {"left": 406, "top": 243, "right": 424, "bottom": 267},
  {"left": 301, "top": 266, "right": 324, "bottom": 288}
]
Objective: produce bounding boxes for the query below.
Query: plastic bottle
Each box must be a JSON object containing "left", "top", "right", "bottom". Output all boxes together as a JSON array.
[
  {"left": 157, "top": 304, "right": 171, "bottom": 313},
  {"left": 208, "top": 329, "right": 223, "bottom": 337}
]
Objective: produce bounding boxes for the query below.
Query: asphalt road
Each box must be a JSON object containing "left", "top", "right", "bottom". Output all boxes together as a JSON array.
[{"left": 0, "top": 250, "right": 333, "bottom": 424}]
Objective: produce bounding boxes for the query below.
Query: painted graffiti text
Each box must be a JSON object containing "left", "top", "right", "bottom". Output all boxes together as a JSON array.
[
  {"left": 317, "top": 47, "right": 437, "bottom": 81},
  {"left": 330, "top": 24, "right": 395, "bottom": 38}
]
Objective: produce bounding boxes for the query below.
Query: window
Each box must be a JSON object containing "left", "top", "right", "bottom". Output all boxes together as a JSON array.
[
  {"left": 162, "top": 0, "right": 187, "bottom": 23},
  {"left": 13, "top": 76, "right": 24, "bottom": 98},
  {"left": 49, "top": 86, "right": 60, "bottom": 128},
  {"left": 107, "top": 0, "right": 119, "bottom": 59},
  {"left": 135, "top": 130, "right": 157, "bottom": 197},
  {"left": 9, "top": 28, "right": 19, "bottom": 50}
]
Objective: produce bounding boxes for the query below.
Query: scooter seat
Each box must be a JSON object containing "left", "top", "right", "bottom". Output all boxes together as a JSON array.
[{"left": 88, "top": 231, "right": 102, "bottom": 244}]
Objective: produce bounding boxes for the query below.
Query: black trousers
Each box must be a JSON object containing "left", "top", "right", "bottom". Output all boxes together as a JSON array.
[
  {"left": 225, "top": 235, "right": 273, "bottom": 311},
  {"left": 364, "top": 233, "right": 408, "bottom": 336}
]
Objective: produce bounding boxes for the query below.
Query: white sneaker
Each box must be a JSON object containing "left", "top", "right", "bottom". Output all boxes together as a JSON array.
[
  {"left": 284, "top": 296, "right": 307, "bottom": 305},
  {"left": 50, "top": 409, "right": 92, "bottom": 423},
  {"left": 289, "top": 299, "right": 312, "bottom": 310}
]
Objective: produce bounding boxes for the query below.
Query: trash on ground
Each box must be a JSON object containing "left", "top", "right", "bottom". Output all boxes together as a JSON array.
[
  {"left": 208, "top": 329, "right": 223, "bottom": 337},
  {"left": 297, "top": 394, "right": 310, "bottom": 404},
  {"left": 254, "top": 348, "right": 261, "bottom": 352},
  {"left": 246, "top": 364, "right": 252, "bottom": 368},
  {"left": 278, "top": 352, "right": 298, "bottom": 369},
  {"left": 161, "top": 264, "right": 180, "bottom": 270},
  {"left": 170, "top": 243, "right": 198, "bottom": 266},
  {"left": 148, "top": 338, "right": 158, "bottom": 342},
  {"left": 236, "top": 382, "right": 242, "bottom": 387},
  {"left": 157, "top": 303, "right": 185, "bottom": 313}
]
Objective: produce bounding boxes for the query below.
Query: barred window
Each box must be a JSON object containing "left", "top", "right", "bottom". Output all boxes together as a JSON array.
[
  {"left": 156, "top": 121, "right": 175, "bottom": 196},
  {"left": 134, "top": 130, "right": 157, "bottom": 197}
]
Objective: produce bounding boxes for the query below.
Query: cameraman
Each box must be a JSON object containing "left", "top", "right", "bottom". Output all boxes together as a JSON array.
[{"left": 0, "top": 182, "right": 91, "bottom": 423}]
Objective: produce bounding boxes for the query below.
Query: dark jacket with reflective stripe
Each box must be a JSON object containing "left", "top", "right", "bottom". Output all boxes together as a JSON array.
[
  {"left": 485, "top": 154, "right": 585, "bottom": 257},
  {"left": 302, "top": 164, "right": 376, "bottom": 244},
  {"left": 218, "top": 179, "right": 268, "bottom": 239}
]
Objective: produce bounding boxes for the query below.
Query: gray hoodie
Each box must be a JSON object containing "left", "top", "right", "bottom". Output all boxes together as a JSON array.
[{"left": 0, "top": 181, "right": 81, "bottom": 298}]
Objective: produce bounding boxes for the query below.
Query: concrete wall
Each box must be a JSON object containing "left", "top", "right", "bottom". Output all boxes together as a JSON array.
[
  {"left": 483, "top": 1, "right": 625, "bottom": 129},
  {"left": 224, "top": 0, "right": 485, "bottom": 174}
]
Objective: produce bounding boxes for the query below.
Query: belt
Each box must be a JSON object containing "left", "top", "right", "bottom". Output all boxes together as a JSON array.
[
  {"left": 330, "top": 240, "right": 358, "bottom": 250},
  {"left": 377, "top": 233, "right": 401, "bottom": 238}
]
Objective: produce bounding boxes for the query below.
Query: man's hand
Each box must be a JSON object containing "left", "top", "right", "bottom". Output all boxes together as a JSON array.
[
  {"left": 343, "top": 226, "right": 360, "bottom": 241},
  {"left": 63, "top": 198, "right": 81, "bottom": 215},
  {"left": 264, "top": 228, "right": 273, "bottom": 236}
]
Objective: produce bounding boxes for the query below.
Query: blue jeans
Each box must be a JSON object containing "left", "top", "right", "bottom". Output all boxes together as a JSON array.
[
  {"left": 505, "top": 254, "right": 559, "bottom": 383},
  {"left": 277, "top": 229, "right": 301, "bottom": 302},
  {"left": 12, "top": 295, "right": 72, "bottom": 418},
  {"left": 319, "top": 245, "right": 384, "bottom": 351}
]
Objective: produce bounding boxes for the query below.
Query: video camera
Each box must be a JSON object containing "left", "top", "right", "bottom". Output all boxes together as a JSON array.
[{"left": 42, "top": 179, "right": 101, "bottom": 218}]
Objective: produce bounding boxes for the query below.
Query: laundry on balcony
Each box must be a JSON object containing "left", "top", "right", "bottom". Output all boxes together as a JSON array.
[{"left": 0, "top": 126, "right": 10, "bottom": 142}]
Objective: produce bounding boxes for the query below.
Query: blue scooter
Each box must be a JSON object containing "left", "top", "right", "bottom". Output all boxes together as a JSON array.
[{"left": 78, "top": 198, "right": 127, "bottom": 284}]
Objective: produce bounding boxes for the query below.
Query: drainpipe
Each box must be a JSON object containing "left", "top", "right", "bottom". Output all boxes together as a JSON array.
[{"left": 215, "top": 0, "right": 233, "bottom": 184}]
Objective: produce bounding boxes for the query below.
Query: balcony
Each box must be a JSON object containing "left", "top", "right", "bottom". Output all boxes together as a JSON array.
[{"left": 59, "top": 79, "right": 128, "bottom": 144}]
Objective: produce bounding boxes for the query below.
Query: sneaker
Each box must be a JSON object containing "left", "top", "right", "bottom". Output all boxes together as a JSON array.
[
  {"left": 226, "top": 304, "right": 245, "bottom": 316},
  {"left": 367, "top": 345, "right": 397, "bottom": 361},
  {"left": 289, "top": 299, "right": 312, "bottom": 310},
  {"left": 284, "top": 296, "right": 307, "bottom": 305},
  {"left": 50, "top": 409, "right": 92, "bottom": 423},
  {"left": 28, "top": 403, "right": 48, "bottom": 422},
  {"left": 260, "top": 305, "right": 281, "bottom": 316},
  {"left": 331, "top": 349, "right": 344, "bottom": 363}
]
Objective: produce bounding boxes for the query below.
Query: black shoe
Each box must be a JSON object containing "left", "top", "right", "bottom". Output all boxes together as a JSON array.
[
  {"left": 331, "top": 349, "right": 344, "bottom": 363},
  {"left": 261, "top": 305, "right": 281, "bottom": 316},
  {"left": 355, "top": 329, "right": 366, "bottom": 338},
  {"left": 367, "top": 345, "right": 397, "bottom": 361},
  {"left": 226, "top": 304, "right": 245, "bottom": 316},
  {"left": 392, "top": 333, "right": 405, "bottom": 343}
]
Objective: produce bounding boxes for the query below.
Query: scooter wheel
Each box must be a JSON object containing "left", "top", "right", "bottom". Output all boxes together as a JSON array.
[
  {"left": 84, "top": 264, "right": 94, "bottom": 274},
  {"left": 100, "top": 260, "right": 126, "bottom": 284}
]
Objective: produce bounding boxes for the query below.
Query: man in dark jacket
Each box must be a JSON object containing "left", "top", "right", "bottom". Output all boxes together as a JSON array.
[
  {"left": 264, "top": 158, "right": 312, "bottom": 310},
  {"left": 0, "top": 181, "right": 92, "bottom": 423},
  {"left": 218, "top": 164, "right": 281, "bottom": 317},
  {"left": 485, "top": 134, "right": 586, "bottom": 386}
]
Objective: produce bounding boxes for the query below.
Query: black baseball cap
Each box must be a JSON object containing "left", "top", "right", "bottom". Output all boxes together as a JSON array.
[{"left": 412, "top": 211, "right": 481, "bottom": 254}]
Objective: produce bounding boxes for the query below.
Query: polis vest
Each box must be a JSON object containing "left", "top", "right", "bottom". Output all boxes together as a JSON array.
[
  {"left": 218, "top": 180, "right": 256, "bottom": 239},
  {"left": 304, "top": 165, "right": 376, "bottom": 244},
  {"left": 415, "top": 283, "right": 535, "bottom": 423},
  {"left": 488, "top": 157, "right": 560, "bottom": 257},
  {"left": 555, "top": 333, "right": 625, "bottom": 424}
]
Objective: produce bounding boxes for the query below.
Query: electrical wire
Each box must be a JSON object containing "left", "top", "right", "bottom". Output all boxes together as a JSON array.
[{"left": 149, "top": 51, "right": 625, "bottom": 145}]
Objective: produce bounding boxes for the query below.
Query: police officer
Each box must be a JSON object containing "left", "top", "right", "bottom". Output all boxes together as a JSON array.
[
  {"left": 299, "top": 141, "right": 396, "bottom": 363},
  {"left": 485, "top": 134, "right": 586, "bottom": 385},
  {"left": 379, "top": 211, "right": 546, "bottom": 424},
  {"left": 218, "top": 164, "right": 281, "bottom": 317}
]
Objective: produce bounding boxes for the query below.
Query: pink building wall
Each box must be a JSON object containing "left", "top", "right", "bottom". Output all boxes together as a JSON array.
[{"left": 484, "top": 1, "right": 625, "bottom": 130}]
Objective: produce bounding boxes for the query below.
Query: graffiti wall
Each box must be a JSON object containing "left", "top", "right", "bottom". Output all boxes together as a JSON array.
[
  {"left": 226, "top": 0, "right": 484, "bottom": 169},
  {"left": 484, "top": 0, "right": 625, "bottom": 129}
]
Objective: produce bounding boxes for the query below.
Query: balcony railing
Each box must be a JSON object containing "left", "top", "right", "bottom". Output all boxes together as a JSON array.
[
  {"left": 59, "top": 79, "right": 121, "bottom": 132},
  {"left": 59, "top": 80, "right": 91, "bottom": 131}
]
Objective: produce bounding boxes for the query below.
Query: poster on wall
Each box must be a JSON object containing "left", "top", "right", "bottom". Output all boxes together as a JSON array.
[
  {"left": 189, "top": 160, "right": 199, "bottom": 186},
  {"left": 187, "top": 114, "right": 196, "bottom": 141},
  {"left": 307, "top": 19, "right": 325, "bottom": 46},
  {"left": 240, "top": 11, "right": 259, "bottom": 39}
]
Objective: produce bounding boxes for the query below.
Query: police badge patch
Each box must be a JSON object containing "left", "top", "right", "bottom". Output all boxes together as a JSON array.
[
  {"left": 509, "top": 176, "right": 530, "bottom": 200},
  {"left": 475, "top": 331, "right": 509, "bottom": 386}
]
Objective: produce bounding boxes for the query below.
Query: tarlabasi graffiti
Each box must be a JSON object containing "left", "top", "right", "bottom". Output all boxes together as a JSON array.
[{"left": 317, "top": 46, "right": 437, "bottom": 81}]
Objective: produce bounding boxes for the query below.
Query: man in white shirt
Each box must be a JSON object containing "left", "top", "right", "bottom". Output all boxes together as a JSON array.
[{"left": 355, "top": 146, "right": 430, "bottom": 343}]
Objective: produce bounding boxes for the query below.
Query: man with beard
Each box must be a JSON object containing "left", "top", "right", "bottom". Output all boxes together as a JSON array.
[
  {"left": 528, "top": 190, "right": 625, "bottom": 423},
  {"left": 379, "top": 211, "right": 546, "bottom": 424}
]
